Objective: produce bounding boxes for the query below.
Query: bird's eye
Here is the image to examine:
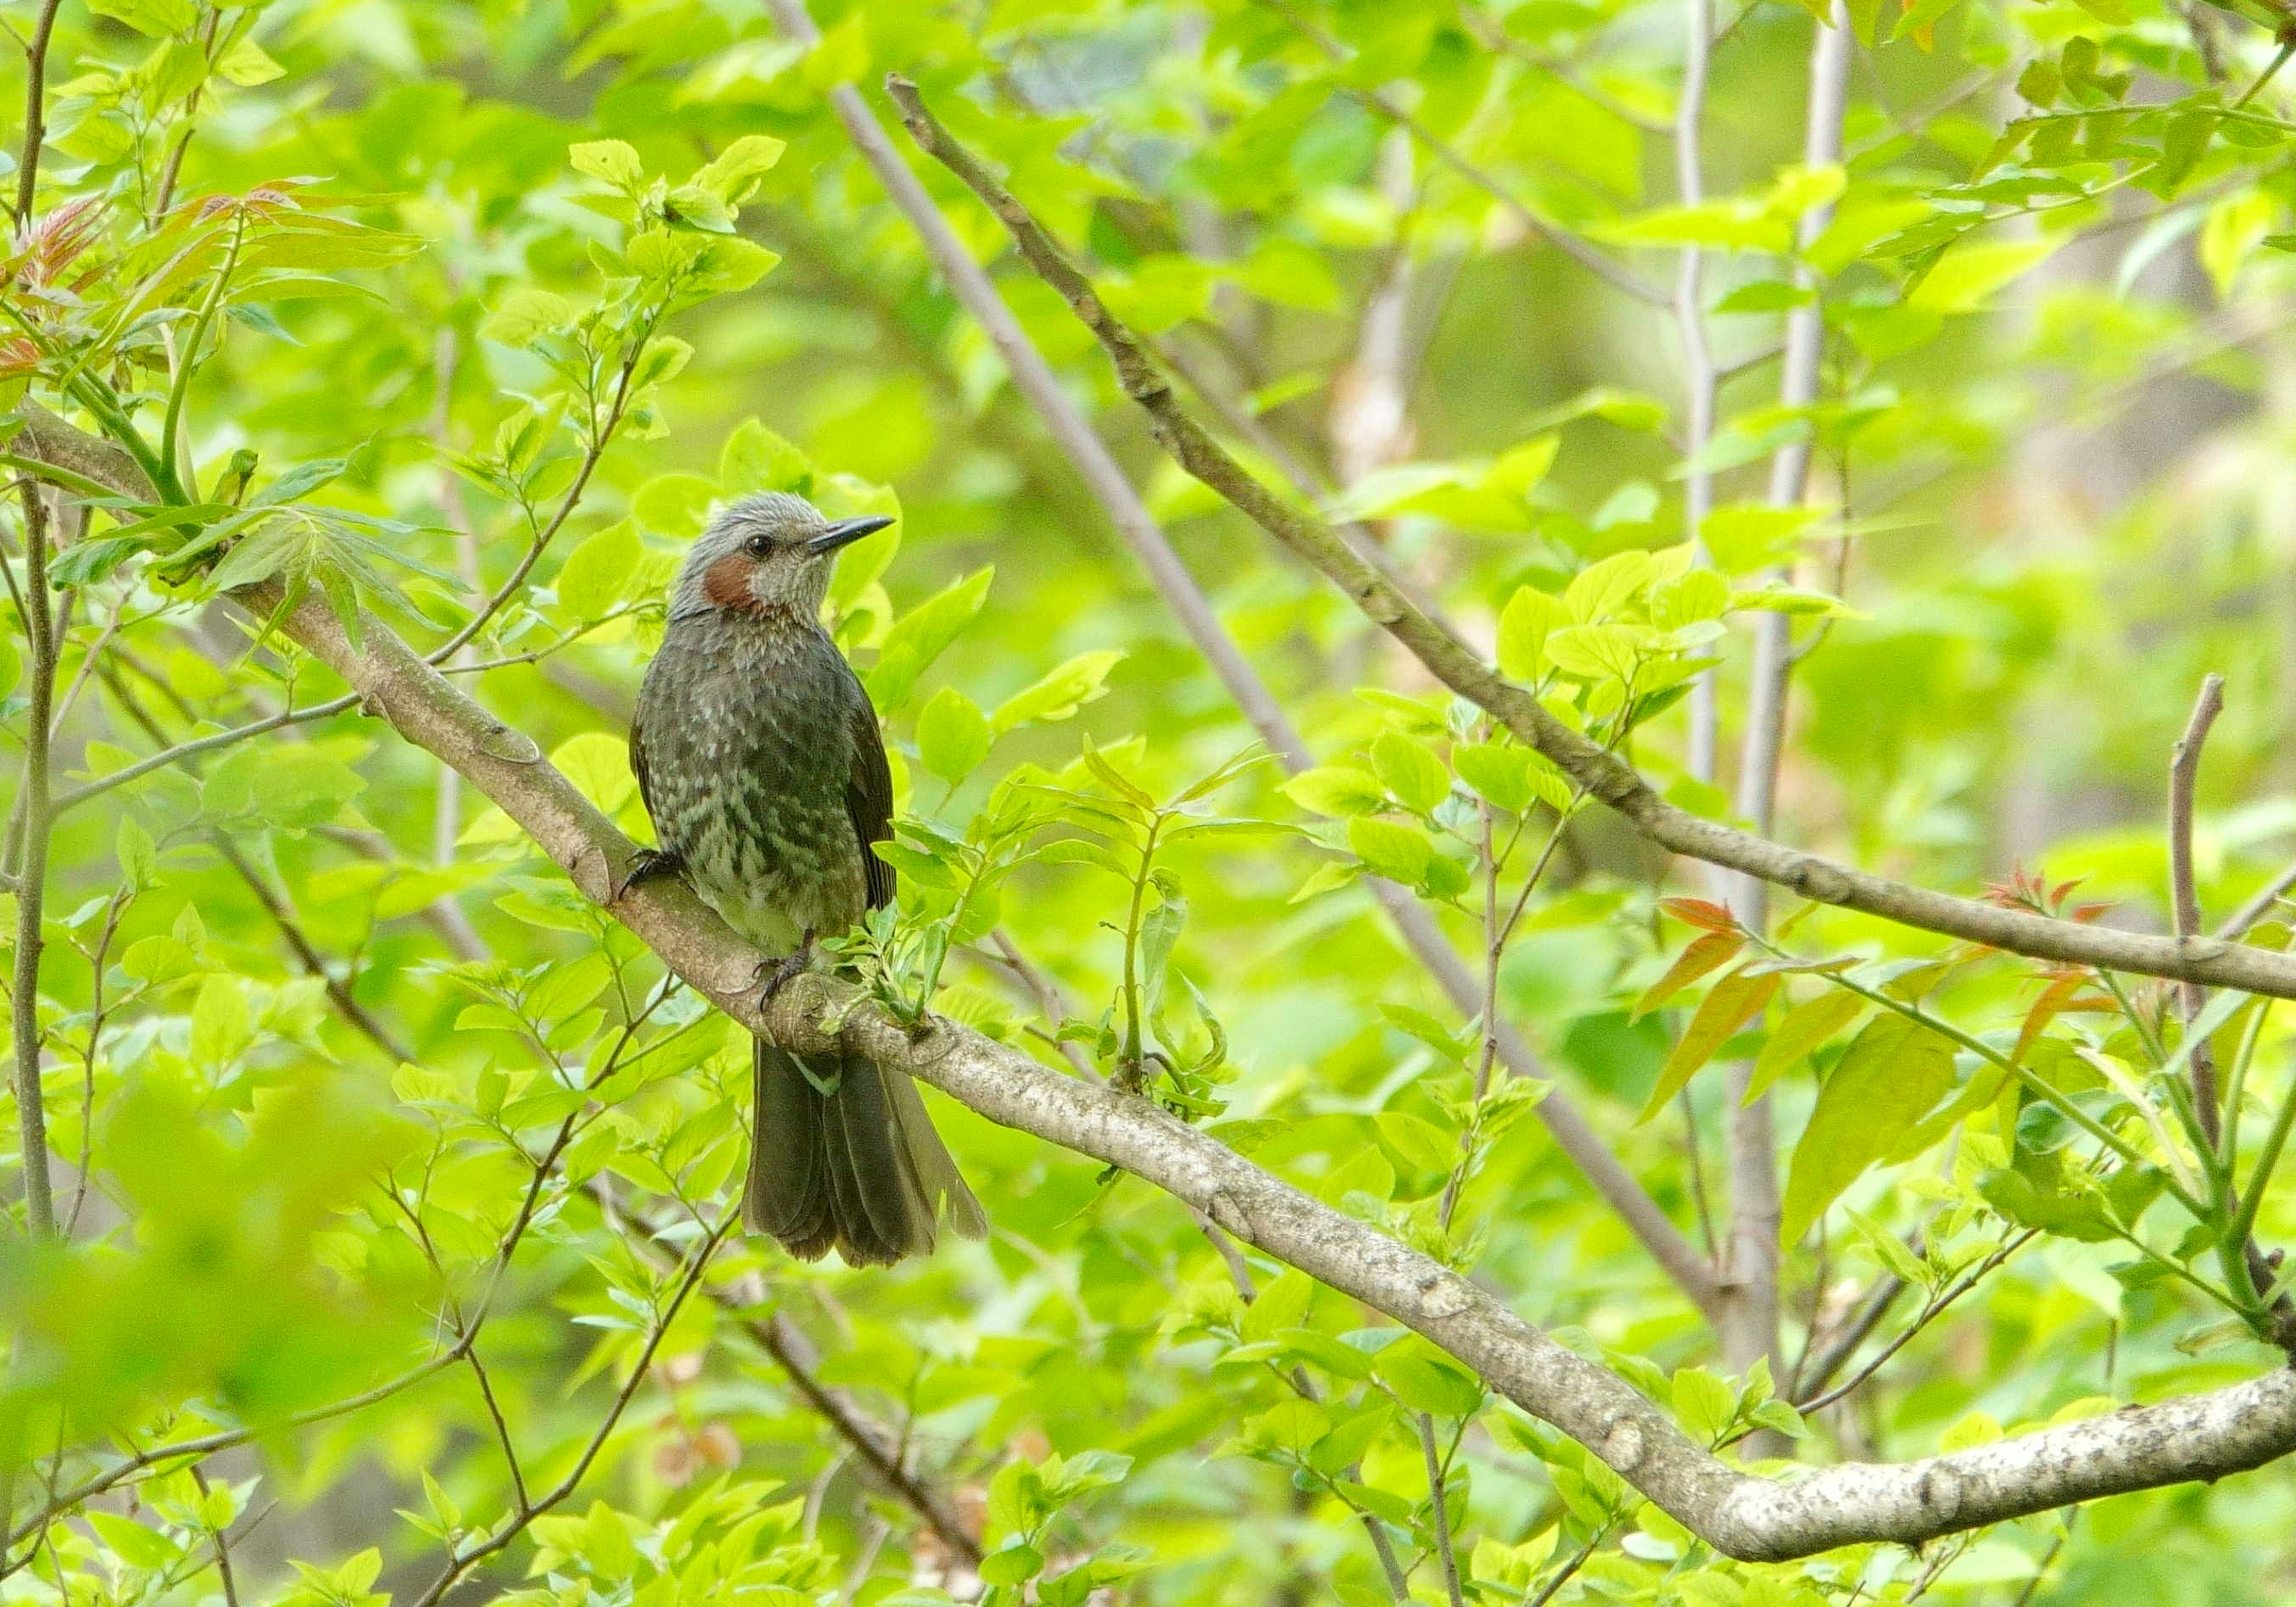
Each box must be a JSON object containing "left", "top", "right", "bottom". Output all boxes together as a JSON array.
[{"left": 743, "top": 533, "right": 773, "bottom": 558}]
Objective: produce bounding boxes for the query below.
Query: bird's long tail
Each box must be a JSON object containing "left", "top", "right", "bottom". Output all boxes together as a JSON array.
[{"left": 744, "top": 1038, "right": 988, "bottom": 1266}]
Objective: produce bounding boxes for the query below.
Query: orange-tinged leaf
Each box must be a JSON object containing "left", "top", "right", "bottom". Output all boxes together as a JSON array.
[
  {"left": 1632, "top": 931, "right": 1744, "bottom": 1021},
  {"left": 1660, "top": 897, "right": 1737, "bottom": 932},
  {"left": 1639, "top": 967, "right": 1779, "bottom": 1122},
  {"left": 2013, "top": 972, "right": 2087, "bottom": 1067}
]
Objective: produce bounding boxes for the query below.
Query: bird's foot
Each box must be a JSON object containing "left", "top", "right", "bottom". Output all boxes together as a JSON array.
[
  {"left": 613, "top": 847, "right": 683, "bottom": 902},
  {"left": 754, "top": 930, "right": 818, "bottom": 1012}
]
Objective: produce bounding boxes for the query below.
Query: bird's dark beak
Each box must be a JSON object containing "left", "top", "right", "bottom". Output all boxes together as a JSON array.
[{"left": 807, "top": 515, "right": 894, "bottom": 556}]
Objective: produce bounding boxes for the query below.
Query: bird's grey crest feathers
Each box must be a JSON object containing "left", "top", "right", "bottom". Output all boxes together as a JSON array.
[{"left": 667, "top": 492, "right": 832, "bottom": 622}]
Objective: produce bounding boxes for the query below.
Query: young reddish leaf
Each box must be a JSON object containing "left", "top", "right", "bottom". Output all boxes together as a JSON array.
[
  {"left": 1660, "top": 896, "right": 1737, "bottom": 932},
  {"left": 1631, "top": 931, "right": 1745, "bottom": 1021},
  {"left": 1638, "top": 967, "right": 1780, "bottom": 1122},
  {"left": 2012, "top": 971, "right": 2089, "bottom": 1068}
]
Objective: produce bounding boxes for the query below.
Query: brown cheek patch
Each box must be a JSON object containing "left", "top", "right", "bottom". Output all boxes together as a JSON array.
[{"left": 702, "top": 554, "right": 759, "bottom": 613}]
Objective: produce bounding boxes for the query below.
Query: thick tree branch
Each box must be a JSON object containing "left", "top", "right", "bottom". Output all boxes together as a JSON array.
[
  {"left": 44, "top": 423, "right": 2258, "bottom": 1563},
  {"left": 22, "top": 267, "right": 2296, "bottom": 1571},
  {"left": 755, "top": 0, "right": 1720, "bottom": 1318},
  {"left": 879, "top": 75, "right": 2296, "bottom": 1006}
]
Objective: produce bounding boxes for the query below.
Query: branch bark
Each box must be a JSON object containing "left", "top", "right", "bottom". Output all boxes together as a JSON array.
[
  {"left": 876, "top": 77, "right": 2296, "bottom": 1006},
  {"left": 2170, "top": 672, "right": 2227, "bottom": 1143},
  {"left": 1715, "top": 0, "right": 1853, "bottom": 1409},
  {"left": 7, "top": 480, "right": 57, "bottom": 1237}
]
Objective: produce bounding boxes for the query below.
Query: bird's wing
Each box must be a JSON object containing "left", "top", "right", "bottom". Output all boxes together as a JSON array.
[
  {"left": 844, "top": 674, "right": 897, "bottom": 912},
  {"left": 629, "top": 693, "right": 659, "bottom": 825}
]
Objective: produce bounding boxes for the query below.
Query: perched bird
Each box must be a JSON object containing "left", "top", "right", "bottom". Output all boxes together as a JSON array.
[{"left": 627, "top": 491, "right": 987, "bottom": 1265}]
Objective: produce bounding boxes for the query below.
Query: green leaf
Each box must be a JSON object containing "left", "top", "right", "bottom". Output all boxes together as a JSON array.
[
  {"left": 1780, "top": 1013, "right": 1959, "bottom": 1244},
  {"left": 692, "top": 134, "right": 787, "bottom": 204},
  {"left": 1745, "top": 990, "right": 1867, "bottom": 1102},
  {"left": 1497, "top": 587, "right": 1561, "bottom": 679},
  {"left": 87, "top": 0, "right": 196, "bottom": 37},
  {"left": 1240, "top": 1269, "right": 1314, "bottom": 1342},
  {"left": 1346, "top": 817, "right": 1434, "bottom": 884},
  {"left": 480, "top": 288, "right": 575, "bottom": 348},
  {"left": 1283, "top": 766, "right": 1387, "bottom": 818},
  {"left": 1376, "top": 1345, "right": 1484, "bottom": 1417},
  {"left": 993, "top": 650, "right": 1122, "bottom": 732},
  {"left": 866, "top": 568, "right": 993, "bottom": 713},
  {"left": 979, "top": 1543, "right": 1043, "bottom": 1585},
  {"left": 115, "top": 815, "right": 156, "bottom": 887},
  {"left": 190, "top": 974, "right": 252, "bottom": 1067},
  {"left": 554, "top": 520, "right": 641, "bottom": 621},
  {"left": 1370, "top": 732, "right": 1450, "bottom": 815},
  {"left": 204, "top": 744, "right": 365, "bottom": 832},
  {"left": 1669, "top": 1367, "right": 1736, "bottom": 1444},
  {"left": 1638, "top": 966, "right": 1779, "bottom": 1121},
  {"left": 1907, "top": 239, "right": 2063, "bottom": 314},
  {"left": 917, "top": 686, "right": 993, "bottom": 786},
  {"left": 86, "top": 1513, "right": 183, "bottom": 1570},
  {"left": 720, "top": 418, "right": 814, "bottom": 496},
  {"left": 569, "top": 138, "right": 645, "bottom": 191},
  {"left": 215, "top": 36, "right": 284, "bottom": 85}
]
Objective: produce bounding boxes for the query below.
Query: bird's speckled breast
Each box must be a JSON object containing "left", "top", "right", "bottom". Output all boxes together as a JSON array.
[{"left": 634, "top": 619, "right": 872, "bottom": 952}]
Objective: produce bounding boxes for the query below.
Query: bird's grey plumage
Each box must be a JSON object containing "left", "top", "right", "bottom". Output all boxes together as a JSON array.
[{"left": 631, "top": 491, "right": 986, "bottom": 1265}]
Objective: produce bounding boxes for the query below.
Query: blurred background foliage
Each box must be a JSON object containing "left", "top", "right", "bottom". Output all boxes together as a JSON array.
[{"left": 4, "top": 0, "right": 2296, "bottom": 1600}]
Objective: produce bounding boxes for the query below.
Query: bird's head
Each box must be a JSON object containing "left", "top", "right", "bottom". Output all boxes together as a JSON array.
[{"left": 668, "top": 491, "right": 893, "bottom": 625}]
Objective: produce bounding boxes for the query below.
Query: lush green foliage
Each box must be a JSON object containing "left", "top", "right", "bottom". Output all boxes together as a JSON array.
[{"left": 5, "top": 0, "right": 2296, "bottom": 1602}]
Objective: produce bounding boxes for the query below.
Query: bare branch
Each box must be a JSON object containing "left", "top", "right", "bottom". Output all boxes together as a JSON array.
[
  {"left": 878, "top": 74, "right": 2296, "bottom": 1006},
  {"left": 9, "top": 481, "right": 58, "bottom": 1236},
  {"left": 1715, "top": 0, "right": 1853, "bottom": 1412},
  {"left": 2170, "top": 672, "right": 2229, "bottom": 1143},
  {"left": 13, "top": 0, "right": 62, "bottom": 224}
]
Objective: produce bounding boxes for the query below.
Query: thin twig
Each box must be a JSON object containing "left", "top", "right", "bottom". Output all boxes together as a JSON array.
[
  {"left": 407, "top": 1212, "right": 735, "bottom": 1607},
  {"left": 600, "top": 1186, "right": 986, "bottom": 1566},
  {"left": 1791, "top": 1269, "right": 1905, "bottom": 1406},
  {"left": 2170, "top": 672, "right": 2228, "bottom": 1145},
  {"left": 50, "top": 691, "right": 361, "bottom": 814},
  {"left": 1679, "top": 0, "right": 1720, "bottom": 786},
  {"left": 1418, "top": 1414, "right": 1467, "bottom": 1607},
  {"left": 13, "top": 0, "right": 62, "bottom": 225},
  {"left": 465, "top": 1346, "right": 532, "bottom": 1514},
  {"left": 188, "top": 1468, "right": 241, "bottom": 1607},
  {"left": 1797, "top": 1233, "right": 2039, "bottom": 1414},
  {"left": 10, "top": 484, "right": 58, "bottom": 1235},
  {"left": 1715, "top": 0, "right": 1853, "bottom": 1420},
  {"left": 423, "top": 336, "right": 648, "bottom": 667},
  {"left": 2219, "top": 857, "right": 2296, "bottom": 942},
  {"left": 1523, "top": 1527, "right": 1606, "bottom": 1607},
  {"left": 148, "top": 7, "right": 222, "bottom": 222}
]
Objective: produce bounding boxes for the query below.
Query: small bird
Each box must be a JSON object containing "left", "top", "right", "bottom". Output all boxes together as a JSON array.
[{"left": 627, "top": 491, "right": 987, "bottom": 1265}]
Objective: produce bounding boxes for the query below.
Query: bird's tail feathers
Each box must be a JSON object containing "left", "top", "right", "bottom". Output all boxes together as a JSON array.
[{"left": 744, "top": 1038, "right": 987, "bottom": 1266}]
